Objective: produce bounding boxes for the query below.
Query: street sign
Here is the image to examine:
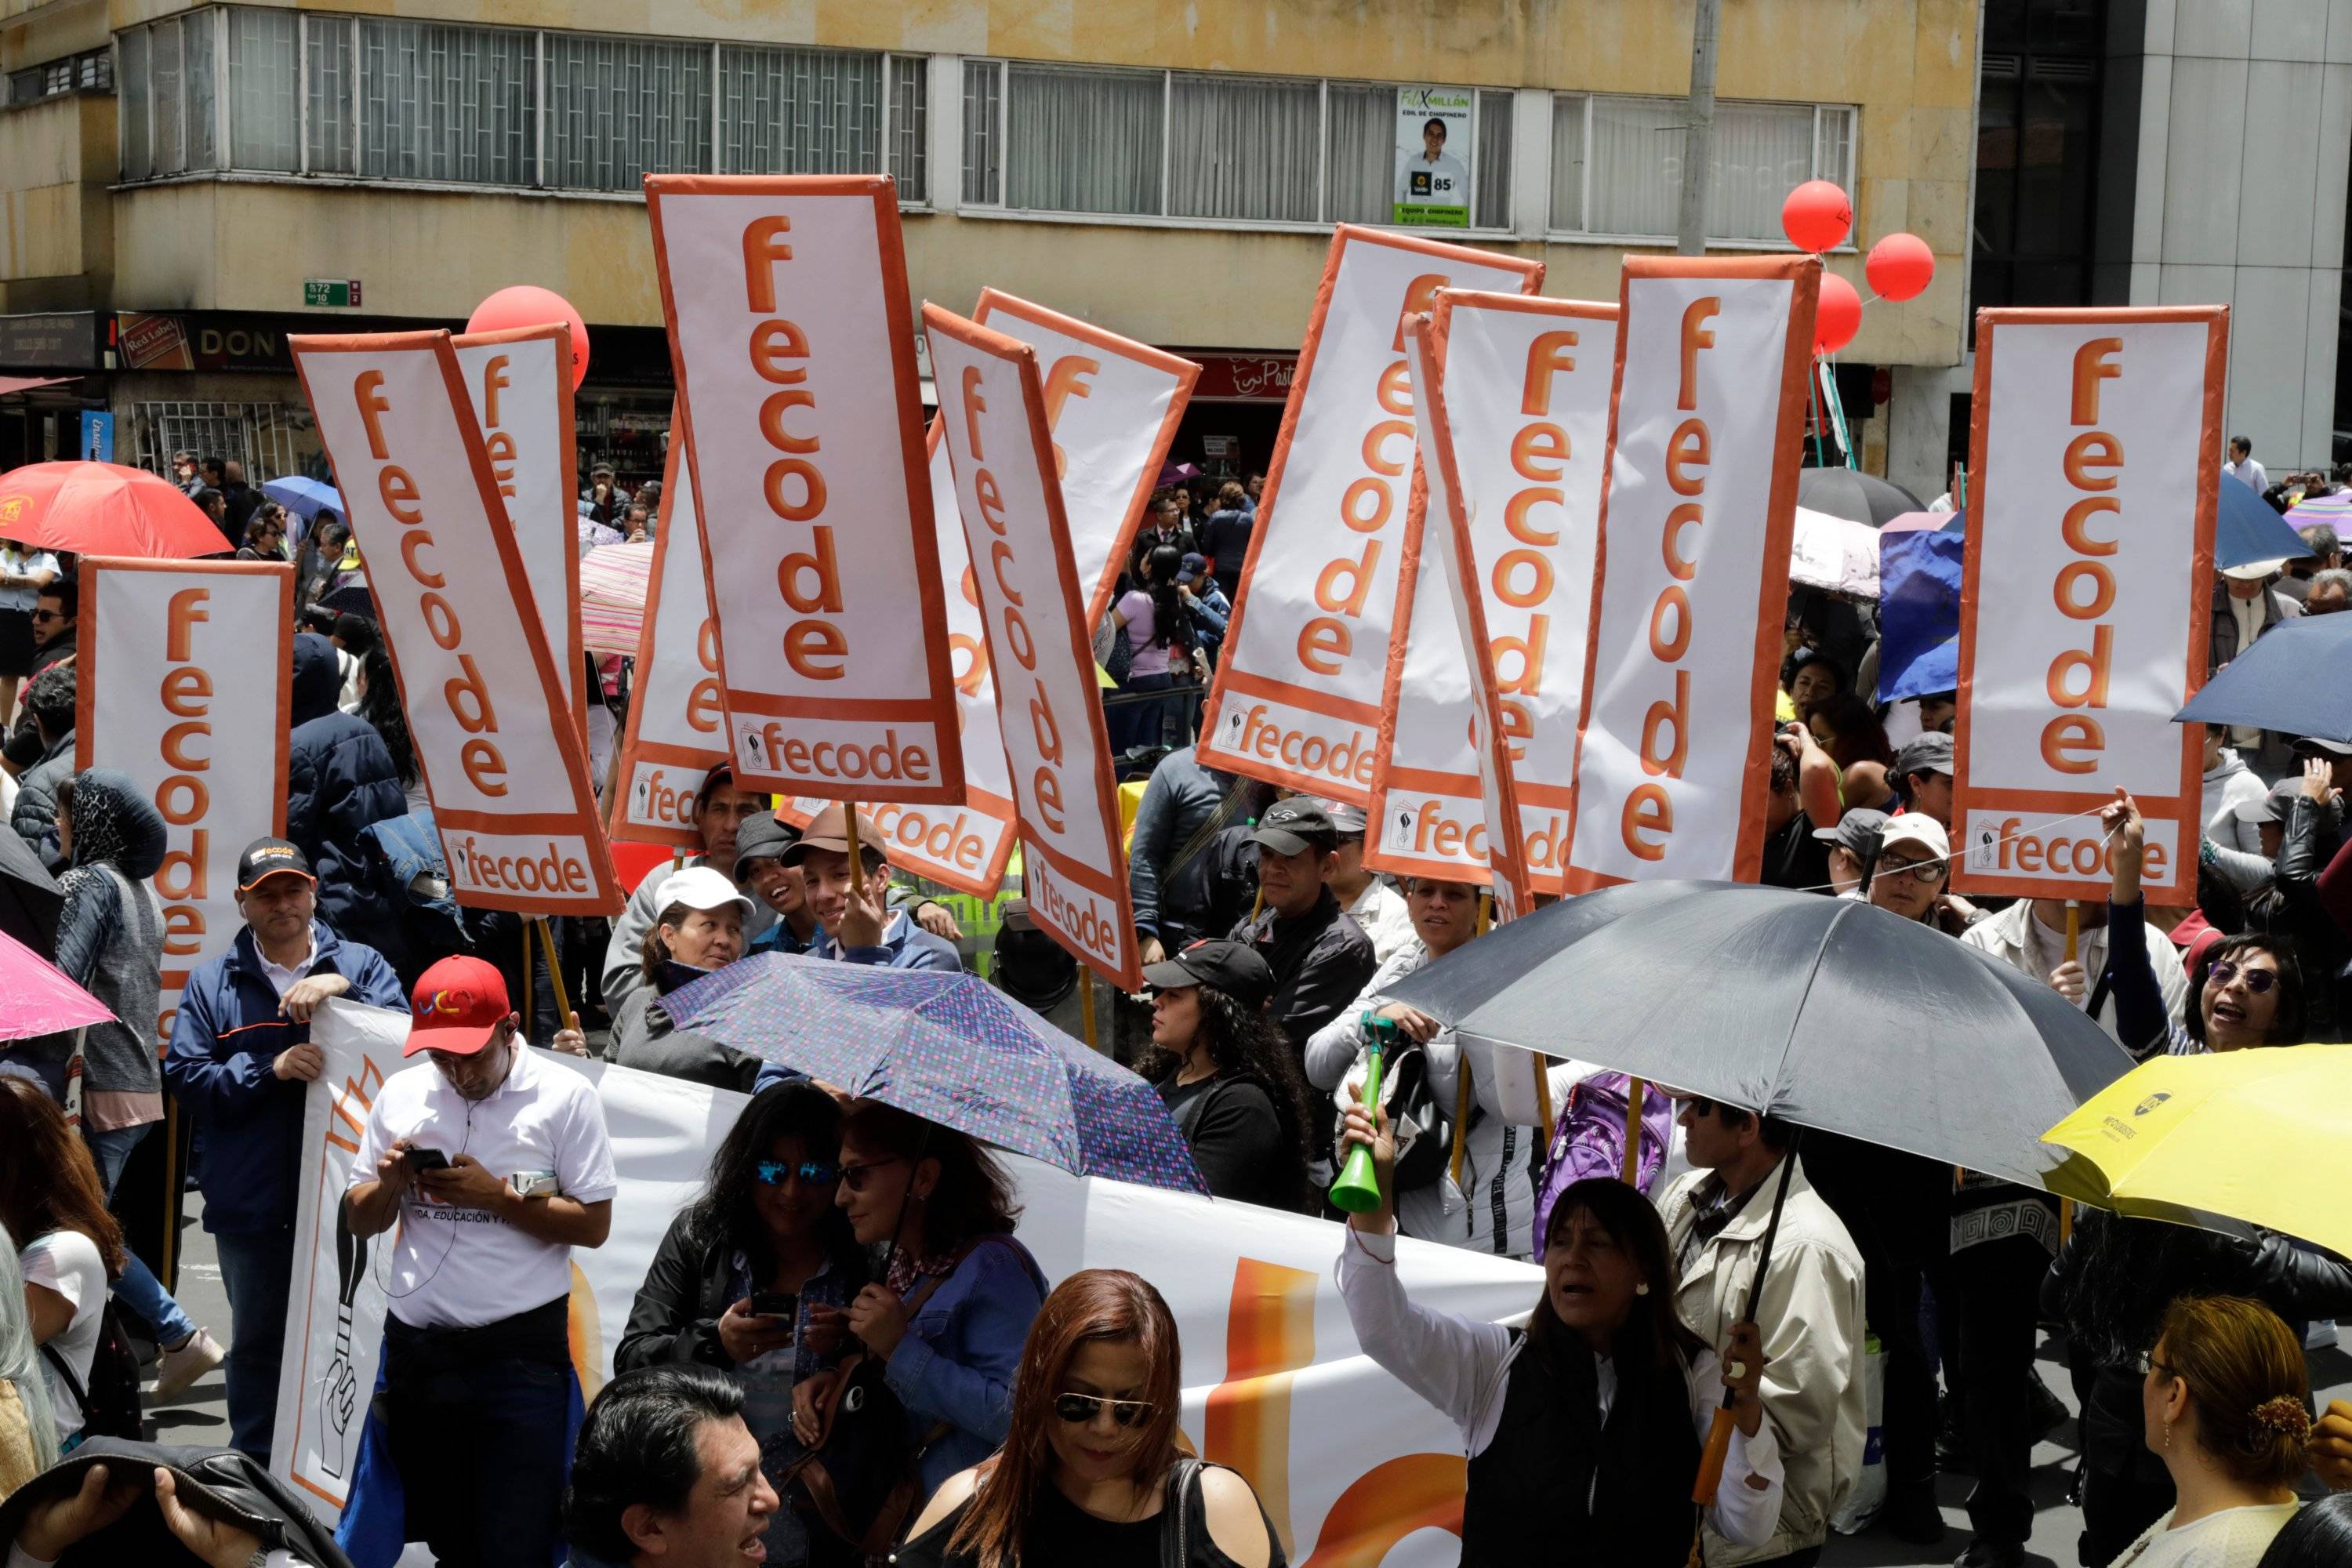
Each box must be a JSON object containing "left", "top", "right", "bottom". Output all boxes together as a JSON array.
[{"left": 303, "top": 279, "right": 362, "bottom": 309}]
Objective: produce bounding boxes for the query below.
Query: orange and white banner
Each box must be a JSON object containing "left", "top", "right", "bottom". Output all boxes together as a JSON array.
[
  {"left": 1562, "top": 256, "right": 1817, "bottom": 889},
  {"left": 291, "top": 330, "right": 621, "bottom": 915},
  {"left": 451, "top": 324, "right": 584, "bottom": 735},
  {"left": 609, "top": 420, "right": 728, "bottom": 850},
  {"left": 1953, "top": 308, "right": 2226, "bottom": 902},
  {"left": 1199, "top": 227, "right": 1543, "bottom": 804},
  {"left": 78, "top": 559, "right": 292, "bottom": 1038},
  {"left": 925, "top": 304, "right": 1142, "bottom": 989},
  {"left": 1366, "top": 292, "right": 1615, "bottom": 896},
  {"left": 1361, "top": 312, "right": 1537, "bottom": 918},
  {"left": 647, "top": 174, "right": 962, "bottom": 804},
  {"left": 971, "top": 289, "right": 1199, "bottom": 627}
]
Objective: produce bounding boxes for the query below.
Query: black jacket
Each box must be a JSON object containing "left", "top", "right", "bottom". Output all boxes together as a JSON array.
[
  {"left": 0, "top": 1438, "right": 354, "bottom": 1566},
  {"left": 2238, "top": 795, "right": 2345, "bottom": 1040},
  {"left": 286, "top": 633, "right": 406, "bottom": 950},
  {"left": 1229, "top": 887, "right": 1378, "bottom": 1051},
  {"left": 615, "top": 1209, "right": 866, "bottom": 1373}
]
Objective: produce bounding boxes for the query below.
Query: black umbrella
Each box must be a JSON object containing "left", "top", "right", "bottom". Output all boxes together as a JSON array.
[
  {"left": 1797, "top": 466, "right": 1923, "bottom": 528},
  {"left": 1384, "top": 880, "right": 2135, "bottom": 1189},
  {"left": 0, "top": 827, "right": 64, "bottom": 953}
]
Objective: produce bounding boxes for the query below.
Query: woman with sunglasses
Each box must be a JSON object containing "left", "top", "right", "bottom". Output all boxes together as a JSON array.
[
  {"left": 1331, "top": 1091, "right": 1780, "bottom": 1565},
  {"left": 2183, "top": 935, "right": 2306, "bottom": 1052},
  {"left": 895, "top": 1269, "right": 1279, "bottom": 1568},
  {"left": 616, "top": 1080, "right": 866, "bottom": 1566}
]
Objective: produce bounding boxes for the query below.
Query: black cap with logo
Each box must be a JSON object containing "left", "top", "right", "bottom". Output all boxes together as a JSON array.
[
  {"left": 1140, "top": 939, "right": 1276, "bottom": 1010},
  {"left": 236, "top": 837, "right": 314, "bottom": 891},
  {"left": 1250, "top": 798, "right": 1340, "bottom": 856}
]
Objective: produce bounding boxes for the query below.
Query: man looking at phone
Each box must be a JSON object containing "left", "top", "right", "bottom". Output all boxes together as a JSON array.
[{"left": 340, "top": 955, "right": 615, "bottom": 1567}]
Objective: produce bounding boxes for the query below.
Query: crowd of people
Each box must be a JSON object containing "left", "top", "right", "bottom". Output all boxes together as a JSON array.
[{"left": 0, "top": 437, "right": 2343, "bottom": 1568}]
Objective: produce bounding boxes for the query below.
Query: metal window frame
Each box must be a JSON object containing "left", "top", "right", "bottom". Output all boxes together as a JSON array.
[
  {"left": 1548, "top": 88, "right": 1860, "bottom": 249},
  {"left": 212, "top": 7, "right": 228, "bottom": 172}
]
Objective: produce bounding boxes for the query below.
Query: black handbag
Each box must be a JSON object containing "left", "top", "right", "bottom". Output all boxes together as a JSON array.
[{"left": 1381, "top": 1044, "right": 1458, "bottom": 1192}]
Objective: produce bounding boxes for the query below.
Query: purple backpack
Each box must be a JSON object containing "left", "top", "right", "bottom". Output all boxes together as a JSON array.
[{"left": 1532, "top": 1071, "right": 1674, "bottom": 1247}]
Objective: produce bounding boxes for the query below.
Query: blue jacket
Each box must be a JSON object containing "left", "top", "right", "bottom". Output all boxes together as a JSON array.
[
  {"left": 816, "top": 909, "right": 961, "bottom": 971},
  {"left": 162, "top": 919, "right": 408, "bottom": 1234},
  {"left": 286, "top": 633, "right": 407, "bottom": 949},
  {"left": 885, "top": 1235, "right": 1048, "bottom": 1497}
]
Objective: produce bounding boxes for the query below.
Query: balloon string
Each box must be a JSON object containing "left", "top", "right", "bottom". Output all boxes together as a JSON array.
[{"left": 1782, "top": 799, "right": 2120, "bottom": 899}]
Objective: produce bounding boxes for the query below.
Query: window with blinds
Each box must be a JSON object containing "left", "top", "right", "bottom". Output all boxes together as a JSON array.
[
  {"left": 1550, "top": 93, "right": 1857, "bottom": 243},
  {"left": 227, "top": 9, "right": 297, "bottom": 172}
]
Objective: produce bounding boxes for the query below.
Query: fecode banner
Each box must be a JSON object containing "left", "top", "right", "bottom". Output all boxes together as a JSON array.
[
  {"left": 924, "top": 305, "right": 1142, "bottom": 990},
  {"left": 610, "top": 421, "right": 729, "bottom": 849},
  {"left": 647, "top": 173, "right": 964, "bottom": 804},
  {"left": 291, "top": 330, "right": 622, "bottom": 915},
  {"left": 1562, "top": 256, "right": 1817, "bottom": 890},
  {"left": 1362, "top": 313, "right": 1537, "bottom": 918},
  {"left": 450, "top": 324, "right": 584, "bottom": 736},
  {"left": 1365, "top": 292, "right": 1615, "bottom": 897},
  {"left": 1953, "top": 307, "right": 2225, "bottom": 902},
  {"left": 77, "top": 558, "right": 292, "bottom": 1039},
  {"left": 971, "top": 289, "right": 1200, "bottom": 628},
  {"left": 1199, "top": 226, "right": 1543, "bottom": 804},
  {"left": 773, "top": 425, "right": 1028, "bottom": 900},
  {"left": 277, "top": 1002, "right": 1544, "bottom": 1568}
]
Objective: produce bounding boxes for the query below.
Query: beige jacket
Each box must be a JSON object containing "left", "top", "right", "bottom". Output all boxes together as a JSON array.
[{"left": 1657, "top": 1160, "right": 1868, "bottom": 1568}]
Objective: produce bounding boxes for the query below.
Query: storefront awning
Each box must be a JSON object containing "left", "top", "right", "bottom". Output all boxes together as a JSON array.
[{"left": 0, "top": 376, "right": 74, "bottom": 397}]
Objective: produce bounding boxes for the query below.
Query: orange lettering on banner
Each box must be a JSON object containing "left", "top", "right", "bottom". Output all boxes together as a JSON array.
[
  {"left": 739, "top": 216, "right": 848, "bottom": 681},
  {"left": 2041, "top": 338, "right": 2124, "bottom": 775},
  {"left": 1619, "top": 301, "right": 1718, "bottom": 859},
  {"left": 154, "top": 586, "right": 216, "bottom": 958},
  {"left": 479, "top": 354, "right": 517, "bottom": 499},
  {"left": 1040, "top": 355, "right": 1098, "bottom": 480},
  {"left": 1483, "top": 325, "right": 1587, "bottom": 759}
]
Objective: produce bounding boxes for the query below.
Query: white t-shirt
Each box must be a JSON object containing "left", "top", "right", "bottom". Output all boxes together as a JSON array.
[
  {"left": 1394, "top": 148, "right": 1471, "bottom": 210},
  {"left": 0, "top": 546, "right": 58, "bottom": 614},
  {"left": 348, "top": 1044, "right": 617, "bottom": 1331},
  {"left": 2109, "top": 1502, "right": 2299, "bottom": 1567},
  {"left": 20, "top": 1229, "right": 105, "bottom": 1443}
]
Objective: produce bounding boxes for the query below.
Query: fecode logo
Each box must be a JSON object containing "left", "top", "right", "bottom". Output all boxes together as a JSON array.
[
  {"left": 747, "top": 725, "right": 935, "bottom": 787},
  {"left": 1226, "top": 705, "right": 1381, "bottom": 787},
  {"left": 2041, "top": 339, "right": 2125, "bottom": 775},
  {"left": 447, "top": 835, "right": 594, "bottom": 895},
  {"left": 629, "top": 767, "right": 699, "bottom": 829},
  {"left": 151, "top": 588, "right": 219, "bottom": 961}
]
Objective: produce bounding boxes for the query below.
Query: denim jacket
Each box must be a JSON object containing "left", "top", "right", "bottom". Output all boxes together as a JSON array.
[{"left": 886, "top": 1234, "right": 1047, "bottom": 1496}]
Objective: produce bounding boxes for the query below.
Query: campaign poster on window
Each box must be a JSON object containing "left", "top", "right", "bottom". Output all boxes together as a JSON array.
[{"left": 1395, "top": 87, "right": 1475, "bottom": 227}]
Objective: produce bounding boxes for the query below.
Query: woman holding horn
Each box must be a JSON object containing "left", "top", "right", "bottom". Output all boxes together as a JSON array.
[{"left": 1333, "top": 1092, "right": 1782, "bottom": 1565}]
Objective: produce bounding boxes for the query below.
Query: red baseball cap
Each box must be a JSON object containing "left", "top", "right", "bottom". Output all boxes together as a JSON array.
[{"left": 404, "top": 956, "right": 512, "bottom": 1057}]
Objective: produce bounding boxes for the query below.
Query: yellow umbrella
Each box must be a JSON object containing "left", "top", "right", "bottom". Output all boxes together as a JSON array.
[{"left": 2041, "top": 1045, "right": 2352, "bottom": 1251}]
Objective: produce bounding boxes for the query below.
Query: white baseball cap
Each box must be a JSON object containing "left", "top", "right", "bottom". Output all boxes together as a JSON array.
[
  {"left": 1876, "top": 815, "right": 1951, "bottom": 862},
  {"left": 654, "top": 865, "right": 754, "bottom": 920}
]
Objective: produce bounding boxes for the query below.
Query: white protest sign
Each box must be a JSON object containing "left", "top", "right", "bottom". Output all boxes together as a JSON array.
[
  {"left": 1953, "top": 308, "right": 2225, "bottom": 901},
  {"left": 610, "top": 420, "right": 729, "bottom": 849},
  {"left": 291, "top": 330, "right": 621, "bottom": 914},
  {"left": 77, "top": 558, "right": 292, "bottom": 1038},
  {"left": 647, "top": 173, "right": 963, "bottom": 803},
  {"left": 1198, "top": 227, "right": 1542, "bottom": 804},
  {"left": 925, "top": 304, "right": 1141, "bottom": 989},
  {"left": 451, "top": 324, "right": 584, "bottom": 735},
  {"left": 1563, "top": 257, "right": 1817, "bottom": 888},
  {"left": 277, "top": 1002, "right": 1544, "bottom": 1568}
]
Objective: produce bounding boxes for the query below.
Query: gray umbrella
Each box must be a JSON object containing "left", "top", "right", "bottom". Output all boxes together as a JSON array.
[
  {"left": 0, "top": 828, "right": 63, "bottom": 953},
  {"left": 1384, "top": 879, "right": 2135, "bottom": 1190},
  {"left": 1798, "top": 466, "right": 1924, "bottom": 528}
]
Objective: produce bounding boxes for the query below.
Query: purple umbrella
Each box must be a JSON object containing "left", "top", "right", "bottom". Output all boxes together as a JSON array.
[{"left": 661, "top": 953, "right": 1207, "bottom": 1194}]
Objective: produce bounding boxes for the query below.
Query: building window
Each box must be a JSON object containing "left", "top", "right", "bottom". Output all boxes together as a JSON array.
[
  {"left": 121, "top": 30, "right": 151, "bottom": 176},
  {"left": 966, "top": 62, "right": 1514, "bottom": 231},
  {"left": 227, "top": 9, "right": 297, "bottom": 173},
  {"left": 887, "top": 55, "right": 926, "bottom": 201},
  {"left": 1551, "top": 93, "right": 1856, "bottom": 244},
  {"left": 306, "top": 15, "right": 355, "bottom": 175},
  {"left": 358, "top": 19, "right": 535, "bottom": 185},
  {"left": 1973, "top": 38, "right": 2101, "bottom": 309},
  {"left": 6, "top": 47, "right": 113, "bottom": 111},
  {"left": 717, "top": 44, "right": 878, "bottom": 176},
  {"left": 546, "top": 35, "right": 710, "bottom": 191},
  {"left": 184, "top": 9, "right": 217, "bottom": 172}
]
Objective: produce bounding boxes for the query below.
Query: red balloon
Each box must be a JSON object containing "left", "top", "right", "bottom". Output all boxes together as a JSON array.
[
  {"left": 1815, "top": 273, "right": 1863, "bottom": 354},
  {"left": 1865, "top": 232, "right": 1936, "bottom": 302},
  {"left": 1781, "top": 179, "right": 1853, "bottom": 254},
  {"left": 466, "top": 285, "right": 590, "bottom": 389}
]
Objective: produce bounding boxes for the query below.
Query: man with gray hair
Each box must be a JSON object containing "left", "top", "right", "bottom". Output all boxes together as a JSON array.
[
  {"left": 2282, "top": 523, "right": 2341, "bottom": 604},
  {"left": 2307, "top": 566, "right": 2352, "bottom": 616}
]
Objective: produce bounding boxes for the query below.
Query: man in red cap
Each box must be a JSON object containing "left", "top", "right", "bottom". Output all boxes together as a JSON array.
[{"left": 339, "top": 954, "right": 615, "bottom": 1566}]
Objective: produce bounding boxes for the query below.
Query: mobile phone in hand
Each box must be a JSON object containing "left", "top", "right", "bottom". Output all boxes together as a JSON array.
[
  {"left": 405, "top": 1146, "right": 451, "bottom": 1174},
  {"left": 750, "top": 1291, "right": 797, "bottom": 1321}
]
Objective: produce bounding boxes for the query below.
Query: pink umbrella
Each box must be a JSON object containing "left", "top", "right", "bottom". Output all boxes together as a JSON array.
[
  {"left": 0, "top": 460, "right": 230, "bottom": 558},
  {"left": 0, "top": 925, "right": 113, "bottom": 1042},
  {"left": 579, "top": 539, "right": 652, "bottom": 656}
]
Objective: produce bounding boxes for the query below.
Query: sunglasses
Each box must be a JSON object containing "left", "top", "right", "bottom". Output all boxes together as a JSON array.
[
  {"left": 1877, "top": 855, "right": 1947, "bottom": 884},
  {"left": 1054, "top": 1392, "right": 1156, "bottom": 1428},
  {"left": 837, "top": 1156, "right": 902, "bottom": 1192},
  {"left": 2207, "top": 960, "right": 2278, "bottom": 995},
  {"left": 754, "top": 1159, "right": 837, "bottom": 1188}
]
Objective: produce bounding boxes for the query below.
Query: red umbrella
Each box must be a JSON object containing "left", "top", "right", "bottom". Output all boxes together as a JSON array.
[{"left": 0, "top": 461, "right": 230, "bottom": 557}]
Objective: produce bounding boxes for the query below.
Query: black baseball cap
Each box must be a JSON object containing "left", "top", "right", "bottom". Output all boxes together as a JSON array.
[
  {"left": 1893, "top": 731, "right": 1955, "bottom": 781},
  {"left": 236, "top": 837, "right": 314, "bottom": 891},
  {"left": 2293, "top": 736, "right": 2352, "bottom": 760},
  {"left": 1250, "top": 798, "right": 1339, "bottom": 855},
  {"left": 732, "top": 812, "right": 801, "bottom": 880},
  {"left": 1319, "top": 799, "right": 1369, "bottom": 840},
  {"left": 1141, "top": 939, "right": 1276, "bottom": 1009},
  {"left": 1178, "top": 552, "right": 1208, "bottom": 583},
  {"left": 1812, "top": 808, "right": 1889, "bottom": 857}
]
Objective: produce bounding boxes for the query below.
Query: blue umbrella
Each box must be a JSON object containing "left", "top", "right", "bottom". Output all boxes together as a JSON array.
[
  {"left": 1875, "top": 510, "right": 1965, "bottom": 702},
  {"left": 262, "top": 475, "right": 343, "bottom": 521},
  {"left": 2176, "top": 614, "right": 2352, "bottom": 742},
  {"left": 2215, "top": 477, "right": 2311, "bottom": 571},
  {"left": 660, "top": 953, "right": 1208, "bottom": 1195}
]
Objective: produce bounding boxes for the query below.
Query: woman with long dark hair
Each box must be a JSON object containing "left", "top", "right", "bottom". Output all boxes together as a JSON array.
[
  {"left": 1333, "top": 1098, "right": 1780, "bottom": 1564},
  {"left": 0, "top": 1076, "right": 126, "bottom": 1450},
  {"left": 354, "top": 640, "right": 423, "bottom": 811},
  {"left": 1107, "top": 544, "right": 1195, "bottom": 753},
  {"left": 1134, "top": 941, "right": 1312, "bottom": 1211},
  {"left": 2182, "top": 933, "right": 2307, "bottom": 1052},
  {"left": 617, "top": 1081, "right": 866, "bottom": 1565},
  {"left": 2052, "top": 1211, "right": 2352, "bottom": 1563},
  {"left": 2255, "top": 1492, "right": 2352, "bottom": 1568},
  {"left": 793, "top": 1101, "right": 1046, "bottom": 1506},
  {"left": 896, "top": 1269, "right": 1279, "bottom": 1568}
]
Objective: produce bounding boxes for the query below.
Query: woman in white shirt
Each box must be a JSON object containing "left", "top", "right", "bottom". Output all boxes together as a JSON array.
[
  {"left": 0, "top": 1076, "right": 125, "bottom": 1450},
  {"left": 2110, "top": 1294, "right": 2313, "bottom": 1567},
  {"left": 1332, "top": 1093, "right": 1781, "bottom": 1566},
  {"left": 0, "top": 540, "right": 57, "bottom": 725}
]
